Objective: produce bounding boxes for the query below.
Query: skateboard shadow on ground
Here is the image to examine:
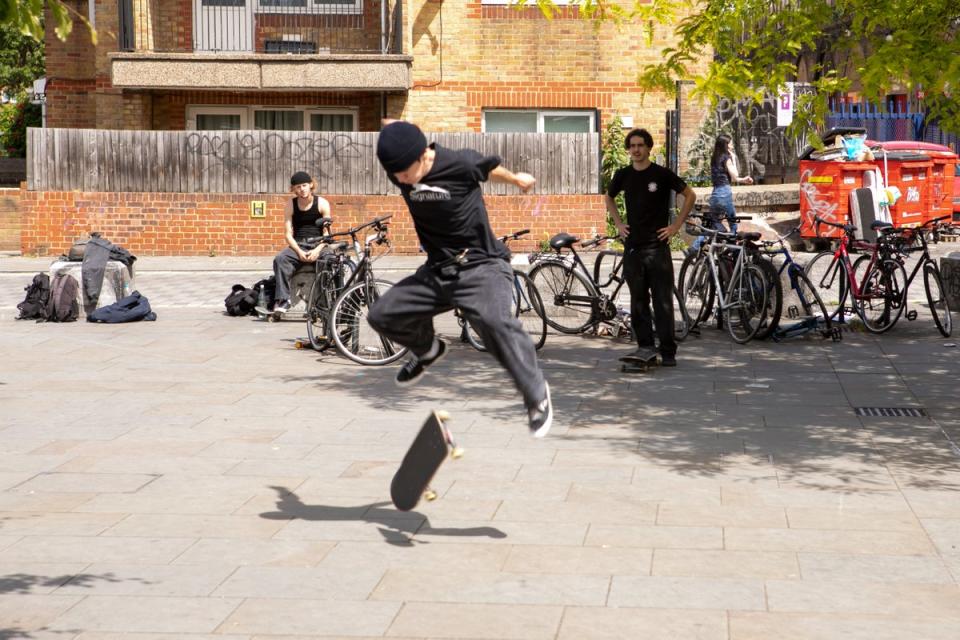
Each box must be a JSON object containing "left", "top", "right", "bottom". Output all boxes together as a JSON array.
[{"left": 260, "top": 486, "right": 507, "bottom": 546}]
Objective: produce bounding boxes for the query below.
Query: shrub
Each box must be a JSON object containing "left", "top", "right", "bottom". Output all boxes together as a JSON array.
[{"left": 0, "top": 98, "right": 41, "bottom": 157}]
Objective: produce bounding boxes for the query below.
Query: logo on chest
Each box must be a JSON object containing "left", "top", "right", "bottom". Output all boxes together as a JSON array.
[
  {"left": 410, "top": 183, "right": 452, "bottom": 202},
  {"left": 648, "top": 182, "right": 658, "bottom": 193}
]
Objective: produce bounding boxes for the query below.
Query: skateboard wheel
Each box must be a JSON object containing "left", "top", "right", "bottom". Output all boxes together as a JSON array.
[
  {"left": 424, "top": 489, "right": 438, "bottom": 501},
  {"left": 451, "top": 447, "right": 465, "bottom": 459},
  {"left": 294, "top": 340, "right": 304, "bottom": 349},
  {"left": 436, "top": 410, "right": 450, "bottom": 421}
]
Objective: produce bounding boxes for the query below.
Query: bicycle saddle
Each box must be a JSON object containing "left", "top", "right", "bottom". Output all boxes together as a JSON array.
[
  {"left": 737, "top": 231, "right": 762, "bottom": 241},
  {"left": 549, "top": 233, "right": 580, "bottom": 250},
  {"left": 871, "top": 221, "right": 893, "bottom": 231}
]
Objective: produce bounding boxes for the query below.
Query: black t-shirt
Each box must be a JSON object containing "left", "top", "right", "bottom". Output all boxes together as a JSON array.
[
  {"left": 389, "top": 143, "right": 507, "bottom": 264},
  {"left": 607, "top": 163, "right": 688, "bottom": 248},
  {"left": 711, "top": 153, "right": 731, "bottom": 187},
  {"left": 292, "top": 196, "right": 324, "bottom": 240}
]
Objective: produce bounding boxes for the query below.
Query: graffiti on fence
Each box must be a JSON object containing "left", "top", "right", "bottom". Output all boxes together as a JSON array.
[
  {"left": 183, "top": 133, "right": 372, "bottom": 178},
  {"left": 736, "top": 189, "right": 796, "bottom": 209}
]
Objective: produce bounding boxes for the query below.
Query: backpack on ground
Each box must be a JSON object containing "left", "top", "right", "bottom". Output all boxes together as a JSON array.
[
  {"left": 224, "top": 284, "right": 258, "bottom": 316},
  {"left": 45, "top": 273, "right": 80, "bottom": 323},
  {"left": 16, "top": 273, "right": 51, "bottom": 320},
  {"left": 87, "top": 291, "right": 157, "bottom": 323}
]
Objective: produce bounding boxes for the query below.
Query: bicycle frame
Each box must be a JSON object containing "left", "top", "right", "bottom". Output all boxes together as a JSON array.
[{"left": 812, "top": 225, "right": 881, "bottom": 305}]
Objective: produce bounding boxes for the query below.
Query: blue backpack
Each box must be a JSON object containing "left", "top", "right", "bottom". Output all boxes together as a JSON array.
[{"left": 87, "top": 291, "right": 157, "bottom": 323}]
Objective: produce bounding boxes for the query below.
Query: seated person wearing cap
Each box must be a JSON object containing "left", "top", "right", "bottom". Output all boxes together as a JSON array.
[{"left": 271, "top": 171, "right": 332, "bottom": 313}]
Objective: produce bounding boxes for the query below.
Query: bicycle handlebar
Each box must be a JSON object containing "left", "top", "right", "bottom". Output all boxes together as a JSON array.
[
  {"left": 498, "top": 229, "right": 530, "bottom": 243},
  {"left": 580, "top": 234, "right": 619, "bottom": 249}
]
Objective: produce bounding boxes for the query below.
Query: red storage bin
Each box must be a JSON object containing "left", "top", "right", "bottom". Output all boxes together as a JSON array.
[
  {"left": 876, "top": 152, "right": 932, "bottom": 227},
  {"left": 799, "top": 160, "right": 877, "bottom": 241},
  {"left": 928, "top": 155, "right": 957, "bottom": 221}
]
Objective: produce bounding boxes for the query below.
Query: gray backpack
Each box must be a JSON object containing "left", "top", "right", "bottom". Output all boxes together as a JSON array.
[{"left": 46, "top": 273, "right": 80, "bottom": 322}]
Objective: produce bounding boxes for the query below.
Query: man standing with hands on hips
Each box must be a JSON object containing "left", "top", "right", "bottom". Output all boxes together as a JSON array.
[
  {"left": 367, "top": 120, "right": 554, "bottom": 437},
  {"left": 605, "top": 128, "right": 697, "bottom": 366}
]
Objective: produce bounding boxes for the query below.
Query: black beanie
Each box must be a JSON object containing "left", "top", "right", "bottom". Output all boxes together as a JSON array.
[
  {"left": 290, "top": 171, "right": 312, "bottom": 186},
  {"left": 376, "top": 121, "right": 427, "bottom": 173}
]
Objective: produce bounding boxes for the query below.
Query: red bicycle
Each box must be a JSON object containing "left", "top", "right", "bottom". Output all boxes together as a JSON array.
[{"left": 803, "top": 217, "right": 907, "bottom": 333}]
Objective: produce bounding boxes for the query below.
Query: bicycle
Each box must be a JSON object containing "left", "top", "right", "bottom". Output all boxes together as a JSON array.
[
  {"left": 756, "top": 227, "right": 839, "bottom": 341},
  {"left": 678, "top": 218, "right": 770, "bottom": 343},
  {"left": 457, "top": 229, "right": 548, "bottom": 351},
  {"left": 319, "top": 215, "right": 410, "bottom": 365},
  {"left": 803, "top": 216, "right": 907, "bottom": 333},
  {"left": 876, "top": 215, "right": 954, "bottom": 337},
  {"left": 528, "top": 231, "right": 691, "bottom": 341}
]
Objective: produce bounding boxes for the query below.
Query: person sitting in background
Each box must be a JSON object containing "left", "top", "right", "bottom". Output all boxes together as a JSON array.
[{"left": 271, "top": 171, "right": 331, "bottom": 313}]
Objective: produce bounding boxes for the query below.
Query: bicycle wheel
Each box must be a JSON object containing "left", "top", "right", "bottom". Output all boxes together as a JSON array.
[
  {"left": 330, "top": 278, "right": 409, "bottom": 365},
  {"left": 803, "top": 250, "right": 848, "bottom": 320},
  {"left": 855, "top": 258, "right": 907, "bottom": 333},
  {"left": 305, "top": 272, "right": 334, "bottom": 351},
  {"left": 464, "top": 271, "right": 548, "bottom": 352},
  {"left": 528, "top": 261, "right": 597, "bottom": 334},
  {"left": 726, "top": 262, "right": 768, "bottom": 344},
  {"left": 678, "top": 251, "right": 714, "bottom": 329},
  {"left": 673, "top": 286, "right": 692, "bottom": 341},
  {"left": 753, "top": 257, "right": 783, "bottom": 340},
  {"left": 785, "top": 265, "right": 834, "bottom": 337},
  {"left": 924, "top": 261, "right": 952, "bottom": 337}
]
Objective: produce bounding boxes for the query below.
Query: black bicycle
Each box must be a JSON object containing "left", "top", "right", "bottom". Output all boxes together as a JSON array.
[
  {"left": 458, "top": 229, "right": 548, "bottom": 351},
  {"left": 528, "top": 232, "right": 691, "bottom": 341},
  {"left": 307, "top": 215, "right": 409, "bottom": 365}
]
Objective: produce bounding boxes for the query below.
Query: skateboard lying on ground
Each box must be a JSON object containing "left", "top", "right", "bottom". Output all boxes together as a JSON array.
[
  {"left": 620, "top": 351, "right": 659, "bottom": 373},
  {"left": 254, "top": 305, "right": 283, "bottom": 322},
  {"left": 390, "top": 410, "right": 463, "bottom": 511}
]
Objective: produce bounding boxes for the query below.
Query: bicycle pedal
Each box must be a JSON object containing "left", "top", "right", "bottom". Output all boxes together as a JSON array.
[{"left": 906, "top": 310, "right": 918, "bottom": 322}]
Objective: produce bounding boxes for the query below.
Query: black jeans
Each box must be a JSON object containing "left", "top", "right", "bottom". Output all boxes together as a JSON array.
[
  {"left": 367, "top": 259, "right": 547, "bottom": 409},
  {"left": 623, "top": 243, "right": 676, "bottom": 357}
]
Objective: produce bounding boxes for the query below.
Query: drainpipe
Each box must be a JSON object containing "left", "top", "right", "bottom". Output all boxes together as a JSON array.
[
  {"left": 88, "top": 0, "right": 95, "bottom": 30},
  {"left": 381, "top": 0, "right": 387, "bottom": 53}
]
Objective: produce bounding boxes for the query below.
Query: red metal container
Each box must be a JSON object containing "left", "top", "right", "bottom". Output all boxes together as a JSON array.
[{"left": 799, "top": 160, "right": 877, "bottom": 240}]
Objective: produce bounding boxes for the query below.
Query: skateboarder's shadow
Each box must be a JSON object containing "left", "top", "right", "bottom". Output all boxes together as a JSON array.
[{"left": 260, "top": 486, "right": 507, "bottom": 546}]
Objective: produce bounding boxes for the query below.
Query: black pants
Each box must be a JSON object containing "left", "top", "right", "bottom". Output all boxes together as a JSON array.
[
  {"left": 273, "top": 239, "right": 324, "bottom": 304},
  {"left": 367, "top": 259, "right": 547, "bottom": 409},
  {"left": 623, "top": 244, "right": 677, "bottom": 357}
]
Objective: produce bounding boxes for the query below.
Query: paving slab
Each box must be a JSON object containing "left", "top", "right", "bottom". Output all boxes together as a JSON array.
[{"left": 1, "top": 258, "right": 960, "bottom": 638}]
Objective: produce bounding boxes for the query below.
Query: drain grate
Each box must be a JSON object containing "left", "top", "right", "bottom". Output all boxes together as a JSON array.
[{"left": 854, "top": 407, "right": 928, "bottom": 417}]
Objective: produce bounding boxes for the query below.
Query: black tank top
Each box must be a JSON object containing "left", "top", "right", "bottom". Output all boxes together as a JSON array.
[{"left": 292, "top": 196, "right": 324, "bottom": 240}]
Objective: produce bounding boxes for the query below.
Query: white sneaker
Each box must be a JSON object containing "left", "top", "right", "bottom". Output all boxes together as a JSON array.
[{"left": 527, "top": 382, "right": 553, "bottom": 438}]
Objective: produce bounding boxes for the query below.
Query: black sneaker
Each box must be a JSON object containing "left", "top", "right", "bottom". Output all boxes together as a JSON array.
[
  {"left": 528, "top": 382, "right": 553, "bottom": 438},
  {"left": 395, "top": 339, "right": 448, "bottom": 386},
  {"left": 660, "top": 353, "right": 677, "bottom": 367}
]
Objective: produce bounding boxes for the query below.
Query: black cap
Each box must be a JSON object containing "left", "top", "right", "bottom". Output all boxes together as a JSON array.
[
  {"left": 376, "top": 121, "right": 428, "bottom": 173},
  {"left": 290, "top": 171, "right": 312, "bottom": 186}
]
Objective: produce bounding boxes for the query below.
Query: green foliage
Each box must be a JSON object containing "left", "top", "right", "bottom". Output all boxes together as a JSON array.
[
  {"left": 0, "top": 23, "right": 44, "bottom": 96},
  {"left": 527, "top": 0, "right": 960, "bottom": 137},
  {"left": 0, "top": 0, "right": 95, "bottom": 44},
  {"left": 0, "top": 98, "right": 41, "bottom": 157},
  {"left": 601, "top": 115, "right": 628, "bottom": 238}
]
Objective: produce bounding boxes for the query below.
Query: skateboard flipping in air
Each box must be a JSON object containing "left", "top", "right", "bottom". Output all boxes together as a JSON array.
[
  {"left": 619, "top": 349, "right": 659, "bottom": 373},
  {"left": 390, "top": 411, "right": 464, "bottom": 511}
]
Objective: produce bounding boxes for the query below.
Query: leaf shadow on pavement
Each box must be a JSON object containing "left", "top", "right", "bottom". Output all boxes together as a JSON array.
[
  {"left": 260, "top": 485, "right": 506, "bottom": 546},
  {"left": 276, "top": 322, "right": 960, "bottom": 495}
]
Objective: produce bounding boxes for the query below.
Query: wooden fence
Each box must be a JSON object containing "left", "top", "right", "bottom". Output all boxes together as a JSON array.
[{"left": 27, "top": 128, "right": 600, "bottom": 195}]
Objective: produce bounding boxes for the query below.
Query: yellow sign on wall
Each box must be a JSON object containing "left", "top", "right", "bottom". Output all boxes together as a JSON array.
[
  {"left": 250, "top": 201, "right": 267, "bottom": 218},
  {"left": 807, "top": 176, "right": 833, "bottom": 184}
]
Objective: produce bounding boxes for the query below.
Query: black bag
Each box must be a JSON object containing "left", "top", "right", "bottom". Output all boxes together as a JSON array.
[
  {"left": 87, "top": 291, "right": 157, "bottom": 323},
  {"left": 46, "top": 273, "right": 80, "bottom": 322},
  {"left": 224, "top": 284, "right": 258, "bottom": 316},
  {"left": 16, "top": 273, "right": 51, "bottom": 320}
]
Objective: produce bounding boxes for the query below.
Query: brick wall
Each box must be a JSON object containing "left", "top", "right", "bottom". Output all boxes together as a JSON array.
[
  {"left": 0, "top": 188, "right": 22, "bottom": 252},
  {"left": 19, "top": 189, "right": 606, "bottom": 257}
]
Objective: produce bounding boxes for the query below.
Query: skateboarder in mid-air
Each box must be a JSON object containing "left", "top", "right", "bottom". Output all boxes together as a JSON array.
[{"left": 367, "top": 120, "right": 553, "bottom": 437}]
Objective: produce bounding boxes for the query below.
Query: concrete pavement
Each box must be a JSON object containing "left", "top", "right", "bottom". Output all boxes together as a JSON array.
[{"left": 1, "top": 253, "right": 959, "bottom": 639}]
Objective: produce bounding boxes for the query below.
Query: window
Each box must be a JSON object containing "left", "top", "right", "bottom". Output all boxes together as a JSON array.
[
  {"left": 188, "top": 106, "right": 248, "bottom": 130},
  {"left": 483, "top": 109, "right": 595, "bottom": 134},
  {"left": 256, "top": 0, "right": 362, "bottom": 13},
  {"left": 188, "top": 106, "right": 356, "bottom": 131}
]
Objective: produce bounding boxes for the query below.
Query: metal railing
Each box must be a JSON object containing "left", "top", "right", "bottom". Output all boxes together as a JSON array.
[{"left": 117, "top": 0, "right": 402, "bottom": 55}]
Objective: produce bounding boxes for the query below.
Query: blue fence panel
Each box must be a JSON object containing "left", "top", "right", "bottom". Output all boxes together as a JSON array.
[{"left": 826, "top": 100, "right": 958, "bottom": 151}]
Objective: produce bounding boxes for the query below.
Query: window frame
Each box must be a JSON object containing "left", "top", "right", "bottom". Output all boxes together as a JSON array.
[
  {"left": 254, "top": 0, "right": 363, "bottom": 15},
  {"left": 482, "top": 108, "right": 596, "bottom": 134},
  {"left": 187, "top": 105, "right": 358, "bottom": 132}
]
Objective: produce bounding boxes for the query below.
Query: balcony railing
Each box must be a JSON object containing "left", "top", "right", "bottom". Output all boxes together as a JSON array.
[{"left": 117, "top": 0, "right": 402, "bottom": 55}]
